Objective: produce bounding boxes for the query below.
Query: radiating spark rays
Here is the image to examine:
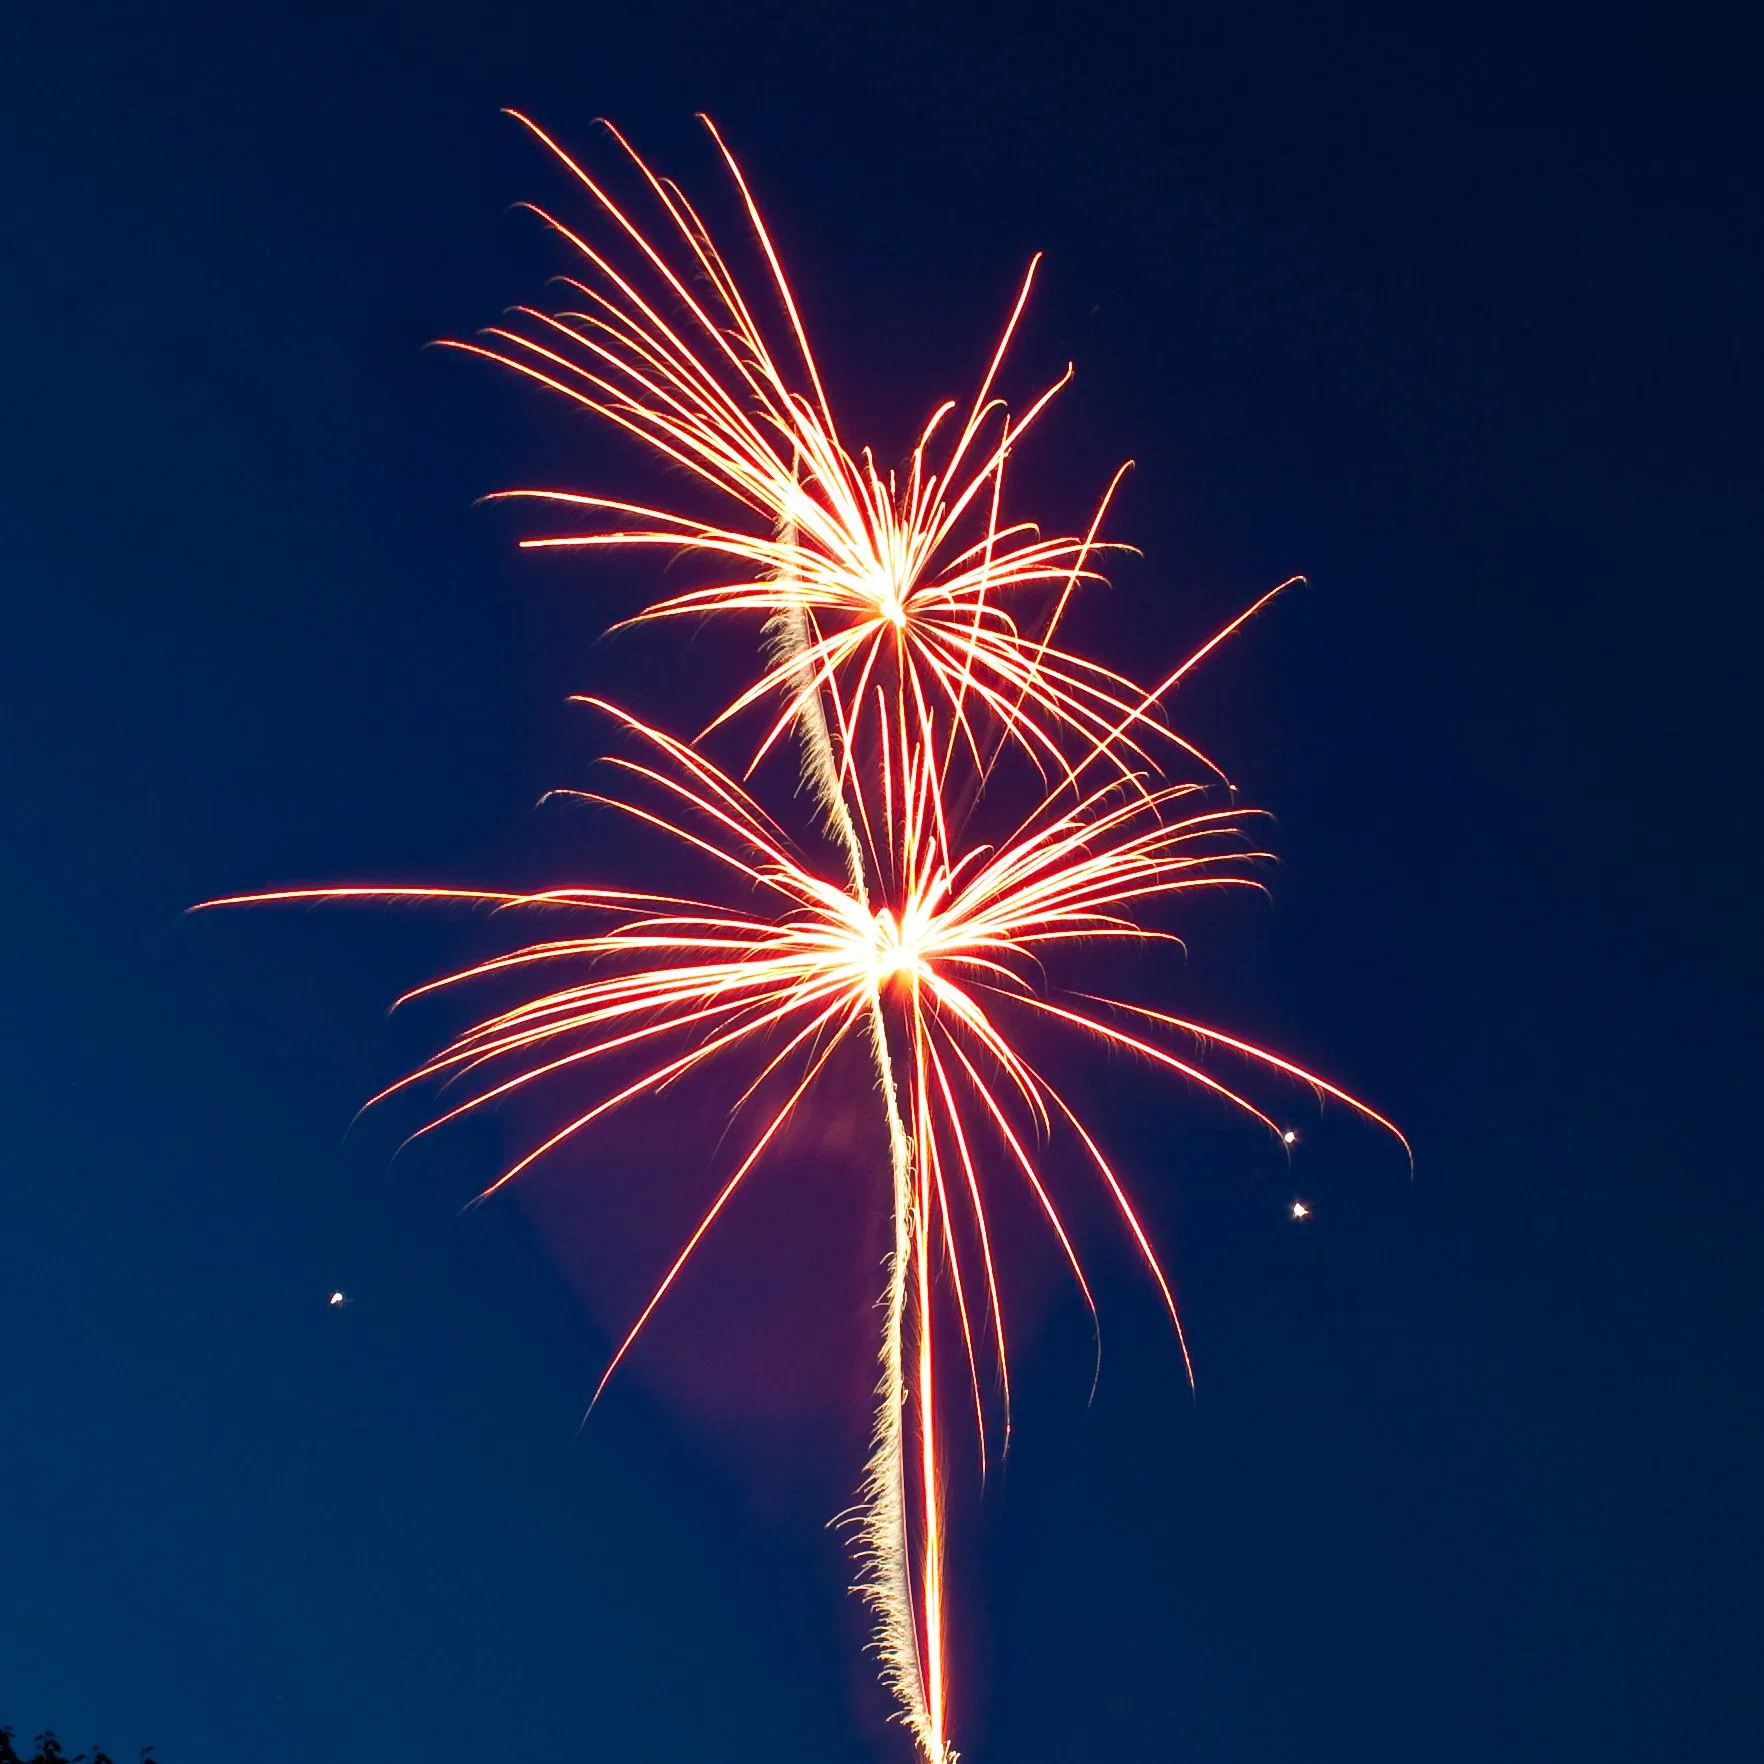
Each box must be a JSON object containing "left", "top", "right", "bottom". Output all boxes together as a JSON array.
[
  {"left": 201, "top": 115, "right": 1406, "bottom": 1764},
  {"left": 198, "top": 700, "right": 1396, "bottom": 1750},
  {"left": 443, "top": 116, "right": 1199, "bottom": 793},
  {"left": 199, "top": 727, "right": 1389, "bottom": 1419}
]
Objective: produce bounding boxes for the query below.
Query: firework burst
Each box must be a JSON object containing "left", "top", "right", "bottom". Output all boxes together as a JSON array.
[
  {"left": 201, "top": 117, "right": 1402, "bottom": 1763},
  {"left": 445, "top": 111, "right": 1247, "bottom": 798}
]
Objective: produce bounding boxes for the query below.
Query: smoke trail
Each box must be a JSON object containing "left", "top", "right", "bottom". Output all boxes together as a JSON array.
[{"left": 768, "top": 562, "right": 949, "bottom": 1759}]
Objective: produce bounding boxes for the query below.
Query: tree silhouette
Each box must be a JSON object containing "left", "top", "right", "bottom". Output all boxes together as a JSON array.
[{"left": 0, "top": 1728, "right": 154, "bottom": 1764}]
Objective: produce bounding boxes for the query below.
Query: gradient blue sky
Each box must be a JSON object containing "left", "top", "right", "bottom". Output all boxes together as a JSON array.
[{"left": 2, "top": 2, "right": 1758, "bottom": 1759}]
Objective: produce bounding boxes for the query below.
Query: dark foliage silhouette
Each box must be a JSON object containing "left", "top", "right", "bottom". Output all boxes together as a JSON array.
[{"left": 0, "top": 1728, "right": 154, "bottom": 1764}]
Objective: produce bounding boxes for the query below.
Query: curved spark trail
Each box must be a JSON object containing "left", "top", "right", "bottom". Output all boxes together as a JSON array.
[
  {"left": 444, "top": 111, "right": 1234, "bottom": 800},
  {"left": 772, "top": 517, "right": 932, "bottom": 1747},
  {"left": 201, "top": 118, "right": 1405, "bottom": 1763}
]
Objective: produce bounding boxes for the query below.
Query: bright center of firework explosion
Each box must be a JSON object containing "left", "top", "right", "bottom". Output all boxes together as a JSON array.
[{"left": 868, "top": 906, "right": 930, "bottom": 988}]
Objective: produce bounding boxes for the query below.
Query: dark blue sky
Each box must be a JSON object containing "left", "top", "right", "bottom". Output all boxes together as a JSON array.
[{"left": 3, "top": 2, "right": 1758, "bottom": 1759}]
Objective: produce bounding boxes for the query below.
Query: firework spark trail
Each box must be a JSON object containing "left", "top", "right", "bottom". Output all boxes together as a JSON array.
[
  {"left": 199, "top": 702, "right": 1405, "bottom": 1760},
  {"left": 772, "top": 486, "right": 937, "bottom": 1752},
  {"left": 444, "top": 112, "right": 1229, "bottom": 799},
  {"left": 441, "top": 125, "right": 1274, "bottom": 1743},
  {"left": 200, "top": 117, "right": 1406, "bottom": 1764}
]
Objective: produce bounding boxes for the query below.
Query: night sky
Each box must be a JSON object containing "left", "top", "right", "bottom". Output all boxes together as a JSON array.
[{"left": 3, "top": 3, "right": 1759, "bottom": 1760}]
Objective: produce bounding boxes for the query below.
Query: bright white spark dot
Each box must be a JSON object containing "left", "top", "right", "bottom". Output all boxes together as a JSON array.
[
  {"left": 1290, "top": 1200, "right": 1311, "bottom": 1221},
  {"left": 328, "top": 1291, "right": 346, "bottom": 1306},
  {"left": 1281, "top": 1128, "right": 1298, "bottom": 1146}
]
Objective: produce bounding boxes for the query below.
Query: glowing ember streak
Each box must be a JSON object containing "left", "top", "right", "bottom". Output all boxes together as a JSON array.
[
  {"left": 200, "top": 117, "right": 1406, "bottom": 1764},
  {"left": 442, "top": 111, "right": 1236, "bottom": 796},
  {"left": 200, "top": 703, "right": 1404, "bottom": 1758}
]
